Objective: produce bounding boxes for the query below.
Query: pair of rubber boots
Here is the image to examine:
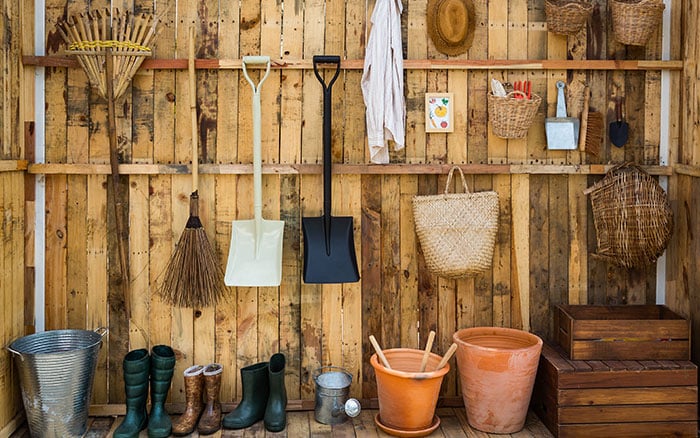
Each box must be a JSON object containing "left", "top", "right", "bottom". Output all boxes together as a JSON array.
[
  {"left": 171, "top": 363, "right": 223, "bottom": 435},
  {"left": 113, "top": 345, "right": 176, "bottom": 438},
  {"left": 222, "top": 353, "right": 287, "bottom": 432}
]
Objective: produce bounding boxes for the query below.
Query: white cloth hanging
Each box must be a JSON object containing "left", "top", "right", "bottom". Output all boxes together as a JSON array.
[{"left": 361, "top": 0, "right": 406, "bottom": 164}]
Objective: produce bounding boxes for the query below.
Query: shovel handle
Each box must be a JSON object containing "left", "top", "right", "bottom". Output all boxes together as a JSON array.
[
  {"left": 313, "top": 55, "right": 341, "bottom": 220},
  {"left": 241, "top": 56, "right": 271, "bottom": 221},
  {"left": 312, "top": 55, "right": 341, "bottom": 92},
  {"left": 615, "top": 97, "right": 623, "bottom": 122}
]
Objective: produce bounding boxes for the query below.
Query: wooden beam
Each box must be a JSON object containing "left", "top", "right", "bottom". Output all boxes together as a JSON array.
[
  {"left": 674, "top": 164, "right": 700, "bottom": 178},
  {"left": 26, "top": 162, "right": 673, "bottom": 176},
  {"left": 0, "top": 160, "right": 28, "bottom": 172},
  {"left": 23, "top": 56, "right": 684, "bottom": 71}
]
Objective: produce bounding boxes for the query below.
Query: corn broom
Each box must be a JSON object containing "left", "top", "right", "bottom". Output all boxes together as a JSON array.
[{"left": 157, "top": 27, "right": 227, "bottom": 308}]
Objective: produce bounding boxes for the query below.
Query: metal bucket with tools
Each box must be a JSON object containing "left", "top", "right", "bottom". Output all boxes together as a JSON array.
[
  {"left": 312, "top": 366, "right": 361, "bottom": 424},
  {"left": 7, "top": 328, "right": 107, "bottom": 438}
]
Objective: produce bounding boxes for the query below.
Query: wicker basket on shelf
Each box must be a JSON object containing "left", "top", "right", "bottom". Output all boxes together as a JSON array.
[
  {"left": 583, "top": 163, "right": 673, "bottom": 269},
  {"left": 611, "top": 0, "right": 665, "bottom": 46},
  {"left": 487, "top": 91, "right": 542, "bottom": 139},
  {"left": 545, "top": 0, "right": 594, "bottom": 36}
]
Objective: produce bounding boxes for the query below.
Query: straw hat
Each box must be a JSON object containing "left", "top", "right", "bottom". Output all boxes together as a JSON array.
[{"left": 427, "top": 0, "right": 476, "bottom": 56}]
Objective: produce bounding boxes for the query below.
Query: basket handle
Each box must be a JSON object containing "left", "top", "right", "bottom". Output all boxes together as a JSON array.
[
  {"left": 506, "top": 90, "right": 528, "bottom": 100},
  {"left": 444, "top": 166, "right": 470, "bottom": 194}
]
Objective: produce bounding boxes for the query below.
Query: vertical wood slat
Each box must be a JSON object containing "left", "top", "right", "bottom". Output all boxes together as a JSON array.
[
  {"left": 1, "top": 173, "right": 8, "bottom": 426},
  {"left": 213, "top": 0, "right": 240, "bottom": 402},
  {"left": 299, "top": 0, "right": 325, "bottom": 401}
]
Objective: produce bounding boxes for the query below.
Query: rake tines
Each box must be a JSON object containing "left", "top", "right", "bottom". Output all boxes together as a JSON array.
[{"left": 58, "top": 8, "right": 158, "bottom": 101}]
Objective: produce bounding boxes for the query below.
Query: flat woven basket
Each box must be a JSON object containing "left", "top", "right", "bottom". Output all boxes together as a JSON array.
[
  {"left": 545, "top": 0, "right": 594, "bottom": 36},
  {"left": 488, "top": 91, "right": 542, "bottom": 139},
  {"left": 611, "top": 0, "right": 665, "bottom": 46},
  {"left": 412, "top": 166, "right": 499, "bottom": 278},
  {"left": 583, "top": 163, "right": 673, "bottom": 269}
]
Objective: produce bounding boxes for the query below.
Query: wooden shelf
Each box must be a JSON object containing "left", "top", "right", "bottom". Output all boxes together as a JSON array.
[
  {"left": 23, "top": 56, "right": 683, "bottom": 71},
  {"left": 26, "top": 162, "right": 673, "bottom": 176}
]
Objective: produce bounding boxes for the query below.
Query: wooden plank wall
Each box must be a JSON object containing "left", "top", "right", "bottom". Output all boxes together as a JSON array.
[
  {"left": 0, "top": 0, "right": 26, "bottom": 424},
  {"left": 666, "top": 0, "right": 700, "bottom": 364},
  {"left": 13, "top": 0, "right": 687, "bottom": 407}
]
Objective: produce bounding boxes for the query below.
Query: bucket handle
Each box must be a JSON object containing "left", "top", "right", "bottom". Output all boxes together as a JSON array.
[
  {"left": 94, "top": 326, "right": 109, "bottom": 339},
  {"left": 6, "top": 344, "right": 22, "bottom": 361}
]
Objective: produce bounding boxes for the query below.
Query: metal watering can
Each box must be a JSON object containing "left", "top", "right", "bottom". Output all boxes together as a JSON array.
[{"left": 312, "top": 366, "right": 361, "bottom": 424}]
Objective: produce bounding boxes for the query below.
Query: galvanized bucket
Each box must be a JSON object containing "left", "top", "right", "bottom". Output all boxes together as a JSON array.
[
  {"left": 312, "top": 366, "right": 361, "bottom": 424},
  {"left": 7, "top": 328, "right": 107, "bottom": 438}
]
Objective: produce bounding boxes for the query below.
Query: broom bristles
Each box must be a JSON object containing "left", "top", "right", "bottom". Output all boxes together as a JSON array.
[{"left": 158, "top": 223, "right": 227, "bottom": 308}]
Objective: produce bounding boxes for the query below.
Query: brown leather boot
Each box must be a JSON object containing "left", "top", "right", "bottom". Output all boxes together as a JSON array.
[
  {"left": 198, "top": 363, "right": 223, "bottom": 434},
  {"left": 172, "top": 365, "right": 205, "bottom": 436}
]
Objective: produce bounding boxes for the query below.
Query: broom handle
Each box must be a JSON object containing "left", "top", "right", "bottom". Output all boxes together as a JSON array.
[
  {"left": 578, "top": 85, "right": 590, "bottom": 152},
  {"left": 189, "top": 26, "right": 198, "bottom": 193}
]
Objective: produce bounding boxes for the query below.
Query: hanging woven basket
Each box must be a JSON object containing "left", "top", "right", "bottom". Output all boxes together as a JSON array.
[
  {"left": 487, "top": 91, "right": 542, "bottom": 139},
  {"left": 611, "top": 0, "right": 665, "bottom": 46},
  {"left": 583, "top": 163, "right": 673, "bottom": 269},
  {"left": 545, "top": 0, "right": 594, "bottom": 36}
]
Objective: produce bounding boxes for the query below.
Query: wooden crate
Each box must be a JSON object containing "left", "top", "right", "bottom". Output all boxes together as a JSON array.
[
  {"left": 555, "top": 304, "right": 690, "bottom": 360},
  {"left": 532, "top": 343, "right": 698, "bottom": 438}
]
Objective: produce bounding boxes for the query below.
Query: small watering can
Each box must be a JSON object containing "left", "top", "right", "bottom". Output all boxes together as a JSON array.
[
  {"left": 545, "top": 81, "right": 579, "bottom": 150},
  {"left": 312, "top": 366, "right": 361, "bottom": 424}
]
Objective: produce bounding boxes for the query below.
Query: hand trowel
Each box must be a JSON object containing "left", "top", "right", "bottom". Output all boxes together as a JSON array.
[{"left": 545, "top": 81, "right": 579, "bottom": 150}]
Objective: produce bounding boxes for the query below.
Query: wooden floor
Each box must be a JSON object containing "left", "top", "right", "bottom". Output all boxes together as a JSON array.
[{"left": 10, "top": 408, "right": 553, "bottom": 437}]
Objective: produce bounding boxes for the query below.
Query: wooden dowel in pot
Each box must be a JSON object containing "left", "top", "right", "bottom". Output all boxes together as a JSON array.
[
  {"left": 435, "top": 343, "right": 458, "bottom": 371},
  {"left": 369, "top": 335, "right": 391, "bottom": 369},
  {"left": 419, "top": 330, "right": 436, "bottom": 372}
]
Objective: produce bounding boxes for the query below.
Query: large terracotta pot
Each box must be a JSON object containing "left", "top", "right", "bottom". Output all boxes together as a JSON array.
[
  {"left": 453, "top": 327, "right": 542, "bottom": 434},
  {"left": 370, "top": 348, "right": 449, "bottom": 434}
]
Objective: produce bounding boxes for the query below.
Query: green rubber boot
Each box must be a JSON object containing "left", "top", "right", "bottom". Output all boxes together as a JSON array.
[
  {"left": 222, "top": 361, "right": 269, "bottom": 429},
  {"left": 113, "top": 349, "right": 150, "bottom": 438},
  {"left": 147, "top": 345, "right": 176, "bottom": 438},
  {"left": 264, "top": 353, "right": 287, "bottom": 432}
]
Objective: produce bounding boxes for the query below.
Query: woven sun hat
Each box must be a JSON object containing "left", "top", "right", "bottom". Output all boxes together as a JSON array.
[{"left": 427, "top": 0, "right": 476, "bottom": 56}]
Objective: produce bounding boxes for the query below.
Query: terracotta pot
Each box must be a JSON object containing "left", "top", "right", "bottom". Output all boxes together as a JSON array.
[
  {"left": 370, "top": 348, "right": 449, "bottom": 433},
  {"left": 453, "top": 327, "right": 542, "bottom": 434}
]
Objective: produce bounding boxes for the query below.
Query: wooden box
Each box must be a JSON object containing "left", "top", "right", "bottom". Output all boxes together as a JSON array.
[
  {"left": 532, "top": 343, "right": 698, "bottom": 438},
  {"left": 555, "top": 304, "right": 690, "bottom": 360}
]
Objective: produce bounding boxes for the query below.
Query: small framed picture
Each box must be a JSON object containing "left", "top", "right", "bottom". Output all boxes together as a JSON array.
[{"left": 425, "top": 92, "right": 454, "bottom": 133}]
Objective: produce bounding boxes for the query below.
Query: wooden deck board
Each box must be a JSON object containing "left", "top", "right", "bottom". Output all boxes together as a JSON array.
[{"left": 9, "top": 409, "right": 553, "bottom": 437}]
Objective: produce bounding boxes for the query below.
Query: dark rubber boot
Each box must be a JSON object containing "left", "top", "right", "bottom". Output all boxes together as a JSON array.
[
  {"left": 221, "top": 361, "right": 269, "bottom": 429},
  {"left": 264, "top": 353, "right": 287, "bottom": 432},
  {"left": 113, "top": 349, "right": 150, "bottom": 438},
  {"left": 147, "top": 345, "right": 176, "bottom": 438}
]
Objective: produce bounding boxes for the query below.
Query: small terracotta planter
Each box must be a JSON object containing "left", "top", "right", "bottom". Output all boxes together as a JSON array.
[
  {"left": 453, "top": 327, "right": 542, "bottom": 434},
  {"left": 370, "top": 348, "right": 449, "bottom": 436}
]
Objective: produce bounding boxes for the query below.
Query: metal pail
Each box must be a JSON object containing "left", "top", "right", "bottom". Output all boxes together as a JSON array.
[
  {"left": 7, "top": 328, "right": 107, "bottom": 438},
  {"left": 312, "top": 366, "right": 361, "bottom": 424}
]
